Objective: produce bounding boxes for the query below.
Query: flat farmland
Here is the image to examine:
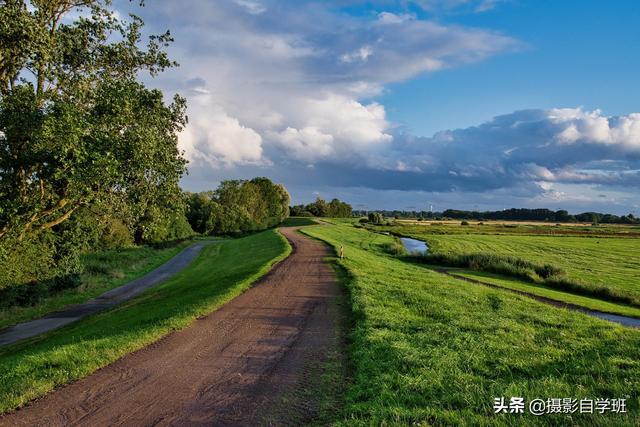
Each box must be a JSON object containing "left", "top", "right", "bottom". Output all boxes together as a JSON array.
[{"left": 376, "top": 223, "right": 640, "bottom": 303}]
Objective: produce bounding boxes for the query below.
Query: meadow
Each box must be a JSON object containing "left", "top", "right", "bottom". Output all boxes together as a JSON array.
[
  {"left": 375, "top": 222, "right": 640, "bottom": 306},
  {"left": 303, "top": 222, "right": 640, "bottom": 426},
  {"left": 0, "top": 230, "right": 289, "bottom": 413}
]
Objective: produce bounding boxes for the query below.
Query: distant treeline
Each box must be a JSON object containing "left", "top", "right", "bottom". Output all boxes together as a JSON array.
[
  {"left": 352, "top": 208, "right": 639, "bottom": 224},
  {"left": 186, "top": 178, "right": 290, "bottom": 235},
  {"left": 442, "top": 209, "right": 638, "bottom": 224},
  {"left": 290, "top": 198, "right": 352, "bottom": 217}
]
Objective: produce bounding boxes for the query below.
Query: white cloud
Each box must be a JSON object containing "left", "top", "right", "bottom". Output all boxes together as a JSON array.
[
  {"left": 141, "top": 0, "right": 517, "bottom": 169},
  {"left": 272, "top": 127, "right": 335, "bottom": 161},
  {"left": 377, "top": 12, "right": 415, "bottom": 24},
  {"left": 271, "top": 94, "right": 392, "bottom": 163},
  {"left": 340, "top": 46, "right": 374, "bottom": 63},
  {"left": 180, "top": 98, "right": 265, "bottom": 168},
  {"left": 232, "top": 0, "right": 266, "bottom": 15},
  {"left": 550, "top": 108, "right": 640, "bottom": 150}
]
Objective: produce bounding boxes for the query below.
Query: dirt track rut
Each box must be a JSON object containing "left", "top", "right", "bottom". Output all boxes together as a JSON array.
[{"left": 1, "top": 227, "right": 341, "bottom": 426}]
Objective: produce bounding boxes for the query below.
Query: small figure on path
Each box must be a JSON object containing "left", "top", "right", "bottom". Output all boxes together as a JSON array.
[{"left": 339, "top": 245, "right": 344, "bottom": 259}]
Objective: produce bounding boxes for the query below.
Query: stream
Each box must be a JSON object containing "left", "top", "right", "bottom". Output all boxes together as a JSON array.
[{"left": 400, "top": 237, "right": 429, "bottom": 254}]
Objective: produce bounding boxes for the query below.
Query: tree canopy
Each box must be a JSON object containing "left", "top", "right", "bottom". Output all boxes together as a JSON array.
[
  {"left": 0, "top": 0, "right": 187, "bottom": 241},
  {"left": 290, "top": 197, "right": 352, "bottom": 218},
  {"left": 0, "top": 0, "right": 193, "bottom": 307},
  {"left": 186, "top": 178, "right": 290, "bottom": 235}
]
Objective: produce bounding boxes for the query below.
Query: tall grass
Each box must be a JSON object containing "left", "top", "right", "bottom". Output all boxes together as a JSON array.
[{"left": 380, "top": 238, "right": 407, "bottom": 256}]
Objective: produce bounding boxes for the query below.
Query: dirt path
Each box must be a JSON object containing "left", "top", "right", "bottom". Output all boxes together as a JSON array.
[
  {"left": 0, "top": 227, "right": 341, "bottom": 426},
  {"left": 0, "top": 240, "right": 219, "bottom": 348},
  {"left": 436, "top": 269, "right": 640, "bottom": 328}
]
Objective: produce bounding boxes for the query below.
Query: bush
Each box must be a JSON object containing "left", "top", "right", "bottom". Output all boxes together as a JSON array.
[
  {"left": 381, "top": 239, "right": 407, "bottom": 256},
  {"left": 359, "top": 218, "right": 370, "bottom": 224},
  {"left": 368, "top": 212, "right": 384, "bottom": 225},
  {"left": 534, "top": 264, "right": 565, "bottom": 280},
  {"left": 100, "top": 218, "right": 134, "bottom": 249},
  {"left": 0, "top": 215, "right": 100, "bottom": 309},
  {"left": 461, "top": 221, "right": 470, "bottom": 226}
]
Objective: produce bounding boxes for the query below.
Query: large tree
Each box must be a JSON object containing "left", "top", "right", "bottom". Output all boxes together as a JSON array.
[{"left": 0, "top": 0, "right": 187, "bottom": 241}]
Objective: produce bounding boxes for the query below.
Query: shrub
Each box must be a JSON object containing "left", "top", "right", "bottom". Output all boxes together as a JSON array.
[
  {"left": 0, "top": 230, "right": 86, "bottom": 309},
  {"left": 368, "top": 212, "right": 384, "bottom": 225},
  {"left": 381, "top": 239, "right": 407, "bottom": 256},
  {"left": 461, "top": 221, "right": 470, "bottom": 226},
  {"left": 534, "top": 264, "right": 565, "bottom": 280},
  {"left": 100, "top": 218, "right": 134, "bottom": 249},
  {"left": 359, "top": 218, "right": 370, "bottom": 224}
]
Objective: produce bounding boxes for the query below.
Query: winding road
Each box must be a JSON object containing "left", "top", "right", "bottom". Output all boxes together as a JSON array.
[
  {"left": 0, "top": 240, "right": 218, "bottom": 347},
  {"left": 0, "top": 227, "right": 341, "bottom": 426}
]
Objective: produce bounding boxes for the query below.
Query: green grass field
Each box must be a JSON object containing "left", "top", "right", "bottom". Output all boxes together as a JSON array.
[
  {"left": 303, "top": 222, "right": 640, "bottom": 426},
  {"left": 450, "top": 269, "right": 640, "bottom": 318},
  {"left": 0, "top": 240, "right": 196, "bottom": 330},
  {"left": 377, "top": 223, "right": 640, "bottom": 305},
  {"left": 0, "top": 230, "right": 289, "bottom": 413}
]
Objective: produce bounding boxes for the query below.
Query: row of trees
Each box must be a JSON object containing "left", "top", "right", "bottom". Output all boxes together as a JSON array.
[
  {"left": 352, "top": 208, "right": 639, "bottom": 224},
  {"left": 441, "top": 209, "right": 639, "bottom": 224},
  {"left": 186, "top": 178, "right": 290, "bottom": 235},
  {"left": 290, "top": 198, "right": 352, "bottom": 217}
]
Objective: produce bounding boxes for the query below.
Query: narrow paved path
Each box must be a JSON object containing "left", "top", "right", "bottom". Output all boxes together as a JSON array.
[
  {"left": 0, "top": 240, "right": 217, "bottom": 347},
  {"left": 1, "top": 227, "right": 341, "bottom": 426}
]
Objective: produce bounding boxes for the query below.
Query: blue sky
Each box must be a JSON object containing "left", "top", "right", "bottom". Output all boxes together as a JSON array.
[
  {"left": 379, "top": 1, "right": 640, "bottom": 136},
  {"left": 119, "top": 0, "right": 640, "bottom": 214}
]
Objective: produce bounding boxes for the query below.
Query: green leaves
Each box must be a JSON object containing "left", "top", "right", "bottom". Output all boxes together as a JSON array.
[
  {"left": 186, "top": 178, "right": 291, "bottom": 235},
  {"left": 0, "top": 1, "right": 187, "bottom": 287},
  {"left": 0, "top": 0, "right": 186, "bottom": 237}
]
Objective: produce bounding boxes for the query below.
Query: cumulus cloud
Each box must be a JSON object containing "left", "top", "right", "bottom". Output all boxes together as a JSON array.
[
  {"left": 371, "top": 108, "right": 640, "bottom": 191},
  {"left": 180, "top": 94, "right": 265, "bottom": 168},
  {"left": 137, "top": 0, "right": 517, "bottom": 171},
  {"left": 125, "top": 0, "right": 638, "bottom": 212}
]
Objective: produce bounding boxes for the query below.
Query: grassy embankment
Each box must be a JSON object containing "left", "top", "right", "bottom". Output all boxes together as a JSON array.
[
  {"left": 303, "top": 222, "right": 640, "bottom": 426},
  {"left": 0, "top": 240, "right": 198, "bottom": 330},
  {"left": 374, "top": 222, "right": 640, "bottom": 308},
  {"left": 0, "top": 229, "right": 290, "bottom": 413}
]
